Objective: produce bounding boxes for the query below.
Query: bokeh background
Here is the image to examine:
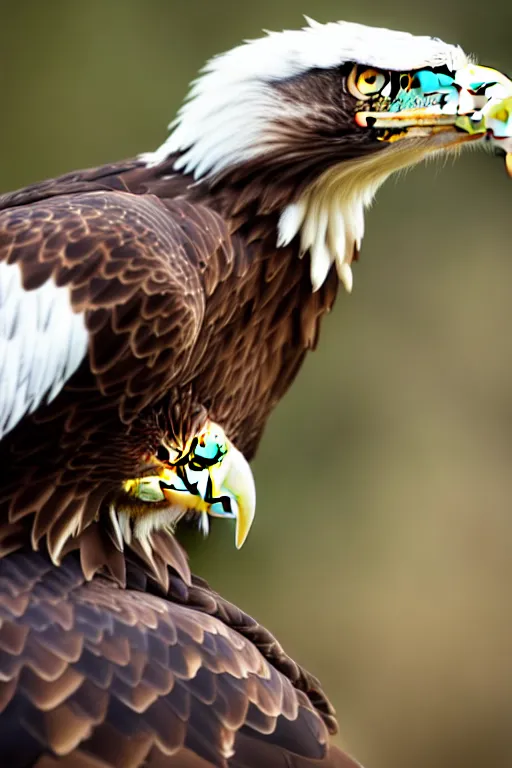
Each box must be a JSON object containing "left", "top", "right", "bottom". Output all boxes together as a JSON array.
[{"left": 2, "top": 2, "right": 512, "bottom": 766}]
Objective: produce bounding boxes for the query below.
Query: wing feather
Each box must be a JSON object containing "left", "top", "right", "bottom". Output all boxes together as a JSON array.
[
  {"left": 0, "top": 552, "right": 361, "bottom": 768},
  {"left": 0, "top": 261, "right": 89, "bottom": 439},
  {"left": 0, "top": 189, "right": 212, "bottom": 441}
]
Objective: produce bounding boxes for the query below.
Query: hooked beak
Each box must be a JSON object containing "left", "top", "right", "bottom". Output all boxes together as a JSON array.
[
  {"left": 208, "top": 444, "right": 256, "bottom": 549},
  {"left": 120, "top": 422, "right": 255, "bottom": 552},
  {"left": 356, "top": 64, "right": 512, "bottom": 150},
  {"left": 154, "top": 422, "right": 256, "bottom": 548}
]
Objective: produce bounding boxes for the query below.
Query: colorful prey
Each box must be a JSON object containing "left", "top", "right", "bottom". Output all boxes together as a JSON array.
[{"left": 354, "top": 63, "right": 512, "bottom": 156}]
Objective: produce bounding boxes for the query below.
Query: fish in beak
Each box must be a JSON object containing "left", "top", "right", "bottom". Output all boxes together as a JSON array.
[{"left": 353, "top": 63, "right": 512, "bottom": 153}]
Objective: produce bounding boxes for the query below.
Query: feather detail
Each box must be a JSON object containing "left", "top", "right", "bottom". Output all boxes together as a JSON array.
[
  {"left": 0, "top": 262, "right": 88, "bottom": 440},
  {"left": 0, "top": 550, "right": 357, "bottom": 767}
]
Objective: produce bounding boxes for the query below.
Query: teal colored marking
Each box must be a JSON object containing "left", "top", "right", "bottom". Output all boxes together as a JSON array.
[
  {"left": 194, "top": 437, "right": 227, "bottom": 463},
  {"left": 389, "top": 69, "right": 458, "bottom": 113},
  {"left": 414, "top": 70, "right": 455, "bottom": 94},
  {"left": 438, "top": 73, "right": 455, "bottom": 88},
  {"left": 209, "top": 499, "right": 236, "bottom": 518}
]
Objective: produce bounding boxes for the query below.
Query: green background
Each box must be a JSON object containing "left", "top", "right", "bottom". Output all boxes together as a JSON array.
[{"left": 2, "top": 2, "right": 512, "bottom": 767}]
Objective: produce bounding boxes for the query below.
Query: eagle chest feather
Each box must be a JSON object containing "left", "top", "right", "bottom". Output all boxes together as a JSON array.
[
  {"left": 0, "top": 175, "right": 337, "bottom": 550},
  {"left": 185, "top": 207, "right": 339, "bottom": 456}
]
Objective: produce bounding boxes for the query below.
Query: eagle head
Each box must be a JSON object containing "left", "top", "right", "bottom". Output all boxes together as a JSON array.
[{"left": 144, "top": 18, "right": 512, "bottom": 292}]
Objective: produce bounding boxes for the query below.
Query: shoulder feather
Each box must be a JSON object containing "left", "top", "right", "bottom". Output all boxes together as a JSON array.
[{"left": 0, "top": 261, "right": 88, "bottom": 439}]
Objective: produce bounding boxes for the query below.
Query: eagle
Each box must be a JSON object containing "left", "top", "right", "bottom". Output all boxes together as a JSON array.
[{"left": 0, "top": 17, "right": 511, "bottom": 768}]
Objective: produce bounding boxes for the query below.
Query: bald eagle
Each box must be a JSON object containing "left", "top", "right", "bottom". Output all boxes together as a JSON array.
[
  {"left": 0, "top": 18, "right": 511, "bottom": 767},
  {"left": 1, "top": 19, "right": 511, "bottom": 583}
]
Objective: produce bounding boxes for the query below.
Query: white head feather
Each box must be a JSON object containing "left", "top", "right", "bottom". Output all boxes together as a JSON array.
[{"left": 142, "top": 19, "right": 469, "bottom": 291}]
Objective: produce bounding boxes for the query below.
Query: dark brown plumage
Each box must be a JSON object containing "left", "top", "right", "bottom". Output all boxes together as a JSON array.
[
  {"left": 0, "top": 158, "right": 338, "bottom": 581},
  {"left": 0, "top": 158, "right": 342, "bottom": 767},
  {"left": 3, "top": 17, "right": 504, "bottom": 767},
  {"left": 0, "top": 547, "right": 359, "bottom": 768}
]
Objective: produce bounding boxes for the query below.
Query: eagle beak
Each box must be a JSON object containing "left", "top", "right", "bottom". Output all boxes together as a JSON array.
[
  {"left": 150, "top": 421, "right": 256, "bottom": 548},
  {"left": 208, "top": 444, "right": 256, "bottom": 549},
  {"left": 355, "top": 64, "right": 512, "bottom": 150}
]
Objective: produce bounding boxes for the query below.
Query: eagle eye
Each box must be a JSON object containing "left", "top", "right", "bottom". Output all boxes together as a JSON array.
[{"left": 348, "top": 65, "right": 389, "bottom": 100}]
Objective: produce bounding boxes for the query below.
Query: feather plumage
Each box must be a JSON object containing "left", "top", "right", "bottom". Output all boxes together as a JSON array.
[
  {"left": 0, "top": 261, "right": 88, "bottom": 439},
  {"left": 1, "top": 18, "right": 507, "bottom": 766},
  {"left": 0, "top": 550, "right": 358, "bottom": 768},
  {"left": 0, "top": 163, "right": 335, "bottom": 581}
]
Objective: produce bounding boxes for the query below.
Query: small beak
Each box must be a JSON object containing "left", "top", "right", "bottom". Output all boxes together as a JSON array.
[
  {"left": 209, "top": 444, "right": 256, "bottom": 549},
  {"left": 356, "top": 64, "right": 512, "bottom": 147}
]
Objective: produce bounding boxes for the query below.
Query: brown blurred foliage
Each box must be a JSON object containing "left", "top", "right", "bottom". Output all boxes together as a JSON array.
[{"left": 1, "top": 2, "right": 512, "bottom": 767}]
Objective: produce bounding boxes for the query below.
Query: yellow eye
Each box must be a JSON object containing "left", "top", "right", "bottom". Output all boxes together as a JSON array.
[{"left": 348, "top": 66, "right": 388, "bottom": 100}]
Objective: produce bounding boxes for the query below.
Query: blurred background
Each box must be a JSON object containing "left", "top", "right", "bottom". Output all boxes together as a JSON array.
[{"left": 2, "top": 2, "right": 512, "bottom": 766}]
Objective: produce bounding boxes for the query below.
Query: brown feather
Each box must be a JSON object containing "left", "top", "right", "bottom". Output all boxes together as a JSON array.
[
  {"left": 0, "top": 151, "right": 337, "bottom": 587},
  {"left": 0, "top": 550, "right": 358, "bottom": 768}
]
